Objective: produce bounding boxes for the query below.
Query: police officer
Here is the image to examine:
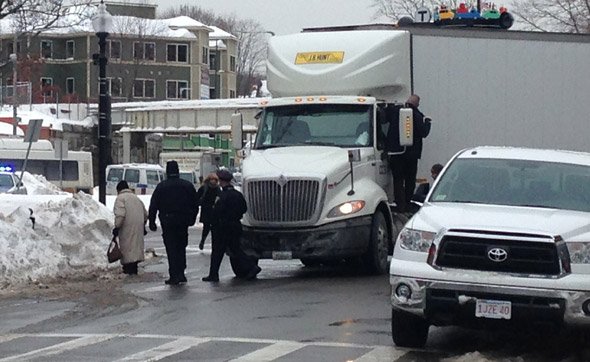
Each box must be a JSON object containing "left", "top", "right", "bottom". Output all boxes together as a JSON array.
[
  {"left": 148, "top": 160, "right": 199, "bottom": 285},
  {"left": 202, "top": 169, "right": 261, "bottom": 282}
]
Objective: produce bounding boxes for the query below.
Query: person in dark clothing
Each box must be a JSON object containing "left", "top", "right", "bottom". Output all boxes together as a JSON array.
[
  {"left": 196, "top": 173, "right": 221, "bottom": 250},
  {"left": 202, "top": 169, "right": 261, "bottom": 282},
  {"left": 148, "top": 160, "right": 199, "bottom": 285},
  {"left": 413, "top": 163, "right": 444, "bottom": 202},
  {"left": 385, "top": 94, "right": 432, "bottom": 212}
]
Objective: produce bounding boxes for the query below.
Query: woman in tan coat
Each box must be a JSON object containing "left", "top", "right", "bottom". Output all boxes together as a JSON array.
[{"left": 113, "top": 181, "right": 148, "bottom": 275}]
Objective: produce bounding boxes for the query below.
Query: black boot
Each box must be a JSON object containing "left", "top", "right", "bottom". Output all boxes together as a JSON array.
[
  {"left": 202, "top": 275, "right": 219, "bottom": 282},
  {"left": 199, "top": 240, "right": 204, "bottom": 250}
]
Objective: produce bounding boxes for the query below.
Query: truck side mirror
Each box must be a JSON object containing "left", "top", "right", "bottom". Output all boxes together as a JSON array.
[
  {"left": 231, "top": 112, "right": 243, "bottom": 150},
  {"left": 398, "top": 108, "right": 413, "bottom": 147}
]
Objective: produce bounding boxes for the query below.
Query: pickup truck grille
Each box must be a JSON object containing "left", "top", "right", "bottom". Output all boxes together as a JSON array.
[
  {"left": 246, "top": 179, "right": 320, "bottom": 223},
  {"left": 436, "top": 235, "right": 560, "bottom": 275}
]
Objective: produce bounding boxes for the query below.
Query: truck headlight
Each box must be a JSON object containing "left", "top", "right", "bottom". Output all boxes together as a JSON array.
[
  {"left": 398, "top": 227, "right": 436, "bottom": 252},
  {"left": 567, "top": 242, "right": 590, "bottom": 264},
  {"left": 327, "top": 200, "right": 365, "bottom": 218}
]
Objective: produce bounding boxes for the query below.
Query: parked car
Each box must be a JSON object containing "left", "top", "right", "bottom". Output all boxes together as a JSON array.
[
  {"left": 178, "top": 170, "right": 200, "bottom": 189},
  {"left": 0, "top": 171, "right": 27, "bottom": 194},
  {"left": 106, "top": 164, "right": 165, "bottom": 195},
  {"left": 390, "top": 146, "right": 590, "bottom": 348}
]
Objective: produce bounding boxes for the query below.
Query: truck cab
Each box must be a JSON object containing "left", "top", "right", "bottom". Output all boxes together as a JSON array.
[{"left": 235, "top": 30, "right": 414, "bottom": 274}]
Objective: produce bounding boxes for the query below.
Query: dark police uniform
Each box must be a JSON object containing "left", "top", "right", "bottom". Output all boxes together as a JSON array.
[
  {"left": 203, "top": 170, "right": 260, "bottom": 282},
  {"left": 148, "top": 161, "right": 199, "bottom": 285}
]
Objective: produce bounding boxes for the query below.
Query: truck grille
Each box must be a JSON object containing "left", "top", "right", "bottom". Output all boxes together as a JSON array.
[
  {"left": 246, "top": 179, "right": 321, "bottom": 223},
  {"left": 436, "top": 235, "right": 561, "bottom": 275}
]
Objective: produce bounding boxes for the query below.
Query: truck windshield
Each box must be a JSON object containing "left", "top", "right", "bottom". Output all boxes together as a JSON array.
[
  {"left": 254, "top": 104, "right": 372, "bottom": 149},
  {"left": 430, "top": 158, "right": 590, "bottom": 212}
]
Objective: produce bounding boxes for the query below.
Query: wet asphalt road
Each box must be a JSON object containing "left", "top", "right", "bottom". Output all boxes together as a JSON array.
[{"left": 1, "top": 226, "right": 590, "bottom": 361}]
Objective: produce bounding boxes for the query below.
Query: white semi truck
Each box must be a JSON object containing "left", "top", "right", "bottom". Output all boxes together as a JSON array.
[{"left": 232, "top": 30, "right": 415, "bottom": 274}]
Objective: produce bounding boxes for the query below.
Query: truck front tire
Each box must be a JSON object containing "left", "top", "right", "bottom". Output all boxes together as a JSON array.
[
  {"left": 391, "top": 309, "right": 429, "bottom": 348},
  {"left": 363, "top": 211, "right": 390, "bottom": 274}
]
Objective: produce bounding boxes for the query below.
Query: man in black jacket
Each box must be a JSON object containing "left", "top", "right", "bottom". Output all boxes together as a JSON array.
[
  {"left": 202, "top": 169, "right": 261, "bottom": 282},
  {"left": 148, "top": 160, "right": 199, "bottom": 285},
  {"left": 387, "top": 94, "right": 432, "bottom": 212}
]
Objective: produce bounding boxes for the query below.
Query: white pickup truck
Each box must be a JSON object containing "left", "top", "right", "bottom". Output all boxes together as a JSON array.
[{"left": 389, "top": 146, "right": 590, "bottom": 347}]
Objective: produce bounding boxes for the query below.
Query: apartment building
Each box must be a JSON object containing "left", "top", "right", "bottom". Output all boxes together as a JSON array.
[{"left": 0, "top": 1, "right": 238, "bottom": 104}]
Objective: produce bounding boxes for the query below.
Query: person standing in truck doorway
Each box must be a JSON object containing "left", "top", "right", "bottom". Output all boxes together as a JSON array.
[
  {"left": 196, "top": 173, "right": 221, "bottom": 250},
  {"left": 202, "top": 169, "right": 261, "bottom": 282},
  {"left": 148, "top": 160, "right": 199, "bottom": 285},
  {"left": 387, "top": 94, "right": 432, "bottom": 212}
]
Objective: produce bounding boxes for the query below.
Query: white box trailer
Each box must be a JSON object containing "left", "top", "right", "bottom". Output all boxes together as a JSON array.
[{"left": 390, "top": 26, "right": 590, "bottom": 180}]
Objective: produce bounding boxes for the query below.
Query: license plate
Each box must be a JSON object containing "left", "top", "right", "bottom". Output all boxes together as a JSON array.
[
  {"left": 475, "top": 299, "right": 512, "bottom": 320},
  {"left": 272, "top": 251, "right": 293, "bottom": 260}
]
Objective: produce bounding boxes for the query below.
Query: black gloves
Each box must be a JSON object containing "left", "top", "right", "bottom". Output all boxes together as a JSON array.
[
  {"left": 149, "top": 221, "right": 157, "bottom": 232},
  {"left": 112, "top": 228, "right": 119, "bottom": 237}
]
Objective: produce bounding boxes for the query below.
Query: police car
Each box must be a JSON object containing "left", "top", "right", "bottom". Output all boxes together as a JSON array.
[{"left": 0, "top": 167, "right": 27, "bottom": 194}]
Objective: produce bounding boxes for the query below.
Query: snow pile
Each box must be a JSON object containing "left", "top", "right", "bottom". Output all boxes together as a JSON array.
[
  {"left": 0, "top": 192, "right": 114, "bottom": 287},
  {"left": 21, "top": 172, "right": 69, "bottom": 195}
]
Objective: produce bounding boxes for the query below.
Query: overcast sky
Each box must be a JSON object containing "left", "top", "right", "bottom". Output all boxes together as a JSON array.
[{"left": 157, "top": 0, "right": 386, "bottom": 35}]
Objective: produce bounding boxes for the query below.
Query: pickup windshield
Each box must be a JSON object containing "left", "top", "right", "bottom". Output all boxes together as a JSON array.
[
  {"left": 254, "top": 104, "right": 372, "bottom": 149},
  {"left": 430, "top": 158, "right": 590, "bottom": 213}
]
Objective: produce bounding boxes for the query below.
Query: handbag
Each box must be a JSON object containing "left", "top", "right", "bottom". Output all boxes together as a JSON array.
[{"left": 107, "top": 236, "right": 122, "bottom": 263}]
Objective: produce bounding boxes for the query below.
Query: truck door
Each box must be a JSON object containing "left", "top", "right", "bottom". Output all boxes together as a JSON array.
[{"left": 375, "top": 105, "right": 393, "bottom": 202}]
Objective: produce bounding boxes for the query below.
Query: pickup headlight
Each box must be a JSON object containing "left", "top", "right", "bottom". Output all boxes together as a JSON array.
[
  {"left": 398, "top": 227, "right": 436, "bottom": 252},
  {"left": 327, "top": 200, "right": 365, "bottom": 218},
  {"left": 567, "top": 242, "right": 590, "bottom": 264}
]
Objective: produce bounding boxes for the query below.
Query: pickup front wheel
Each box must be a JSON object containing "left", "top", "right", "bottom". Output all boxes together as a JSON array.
[
  {"left": 363, "top": 211, "right": 389, "bottom": 274},
  {"left": 391, "top": 309, "right": 429, "bottom": 348}
]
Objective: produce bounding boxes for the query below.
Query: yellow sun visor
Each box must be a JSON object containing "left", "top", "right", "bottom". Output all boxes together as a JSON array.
[{"left": 295, "top": 51, "right": 345, "bottom": 64}]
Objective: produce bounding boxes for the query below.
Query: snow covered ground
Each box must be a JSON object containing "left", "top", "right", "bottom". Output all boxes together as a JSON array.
[{"left": 0, "top": 173, "right": 153, "bottom": 287}]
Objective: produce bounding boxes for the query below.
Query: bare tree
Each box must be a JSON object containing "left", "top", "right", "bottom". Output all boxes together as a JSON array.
[
  {"left": 160, "top": 5, "right": 270, "bottom": 97},
  {"left": 511, "top": 0, "right": 590, "bottom": 33}
]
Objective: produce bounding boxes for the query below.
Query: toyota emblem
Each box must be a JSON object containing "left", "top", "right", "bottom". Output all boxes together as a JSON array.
[{"left": 488, "top": 247, "right": 508, "bottom": 262}]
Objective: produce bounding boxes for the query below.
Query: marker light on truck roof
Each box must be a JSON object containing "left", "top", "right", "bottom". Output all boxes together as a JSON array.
[
  {"left": 307, "top": 97, "right": 314, "bottom": 102},
  {"left": 295, "top": 97, "right": 303, "bottom": 102},
  {"left": 357, "top": 97, "right": 366, "bottom": 102},
  {"left": 319, "top": 97, "right": 327, "bottom": 101}
]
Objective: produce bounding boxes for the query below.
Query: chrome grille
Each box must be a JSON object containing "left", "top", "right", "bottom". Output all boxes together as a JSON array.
[{"left": 246, "top": 179, "right": 320, "bottom": 223}]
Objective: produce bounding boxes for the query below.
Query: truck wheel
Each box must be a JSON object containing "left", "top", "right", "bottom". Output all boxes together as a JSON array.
[
  {"left": 391, "top": 309, "right": 429, "bottom": 348},
  {"left": 363, "top": 211, "right": 389, "bottom": 274},
  {"left": 230, "top": 256, "right": 251, "bottom": 278}
]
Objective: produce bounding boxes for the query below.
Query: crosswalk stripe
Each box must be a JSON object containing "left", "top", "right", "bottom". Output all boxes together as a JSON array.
[
  {"left": 0, "top": 334, "right": 116, "bottom": 362},
  {"left": 116, "top": 336, "right": 209, "bottom": 361},
  {"left": 354, "top": 346, "right": 407, "bottom": 361},
  {"left": 229, "top": 341, "right": 305, "bottom": 361}
]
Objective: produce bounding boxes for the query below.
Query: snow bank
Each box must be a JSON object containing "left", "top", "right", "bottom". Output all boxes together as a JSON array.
[{"left": 0, "top": 192, "right": 114, "bottom": 287}]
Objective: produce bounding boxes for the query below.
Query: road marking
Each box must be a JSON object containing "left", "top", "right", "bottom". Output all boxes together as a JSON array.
[
  {"left": 0, "top": 334, "right": 116, "bottom": 362},
  {"left": 0, "top": 334, "right": 23, "bottom": 344},
  {"left": 229, "top": 341, "right": 305, "bottom": 361},
  {"left": 117, "top": 336, "right": 209, "bottom": 361},
  {"left": 355, "top": 346, "right": 407, "bottom": 361}
]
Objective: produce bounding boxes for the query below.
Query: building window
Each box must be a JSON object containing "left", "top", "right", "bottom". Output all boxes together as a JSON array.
[
  {"left": 133, "top": 79, "right": 155, "bottom": 98},
  {"left": 7, "top": 41, "right": 22, "bottom": 55},
  {"left": 230, "top": 90, "right": 236, "bottom": 98},
  {"left": 209, "top": 53, "right": 217, "bottom": 70},
  {"left": 41, "top": 40, "right": 53, "bottom": 59},
  {"left": 230, "top": 55, "right": 236, "bottom": 72},
  {"left": 166, "top": 80, "right": 189, "bottom": 99},
  {"left": 66, "top": 78, "right": 75, "bottom": 94},
  {"left": 107, "top": 77, "right": 123, "bottom": 97},
  {"left": 167, "top": 44, "right": 188, "bottom": 62},
  {"left": 41, "top": 77, "right": 53, "bottom": 97},
  {"left": 108, "top": 40, "right": 121, "bottom": 60},
  {"left": 202, "top": 47, "right": 208, "bottom": 64},
  {"left": 134, "top": 42, "right": 156, "bottom": 61},
  {"left": 66, "top": 40, "right": 75, "bottom": 59}
]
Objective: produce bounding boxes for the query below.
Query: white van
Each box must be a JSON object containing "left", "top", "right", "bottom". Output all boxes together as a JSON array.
[
  {"left": 106, "top": 163, "right": 165, "bottom": 195},
  {"left": 179, "top": 170, "right": 200, "bottom": 189}
]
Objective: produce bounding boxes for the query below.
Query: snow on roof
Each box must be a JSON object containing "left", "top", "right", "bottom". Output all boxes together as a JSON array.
[
  {"left": 0, "top": 122, "right": 24, "bottom": 137},
  {"left": 209, "top": 39, "right": 227, "bottom": 50},
  {"left": 161, "top": 16, "right": 212, "bottom": 32},
  {"left": 209, "top": 26, "right": 237, "bottom": 39},
  {"left": 0, "top": 6, "right": 201, "bottom": 39},
  {"left": 103, "top": 98, "right": 266, "bottom": 112}
]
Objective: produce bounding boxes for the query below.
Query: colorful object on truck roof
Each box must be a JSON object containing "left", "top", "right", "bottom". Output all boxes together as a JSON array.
[{"left": 409, "top": 2, "right": 513, "bottom": 29}]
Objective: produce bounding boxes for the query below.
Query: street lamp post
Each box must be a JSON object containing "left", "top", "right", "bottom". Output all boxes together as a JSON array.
[{"left": 92, "top": 0, "right": 113, "bottom": 205}]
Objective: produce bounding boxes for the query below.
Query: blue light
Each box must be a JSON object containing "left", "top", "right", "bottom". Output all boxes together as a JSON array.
[{"left": 0, "top": 165, "right": 13, "bottom": 172}]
